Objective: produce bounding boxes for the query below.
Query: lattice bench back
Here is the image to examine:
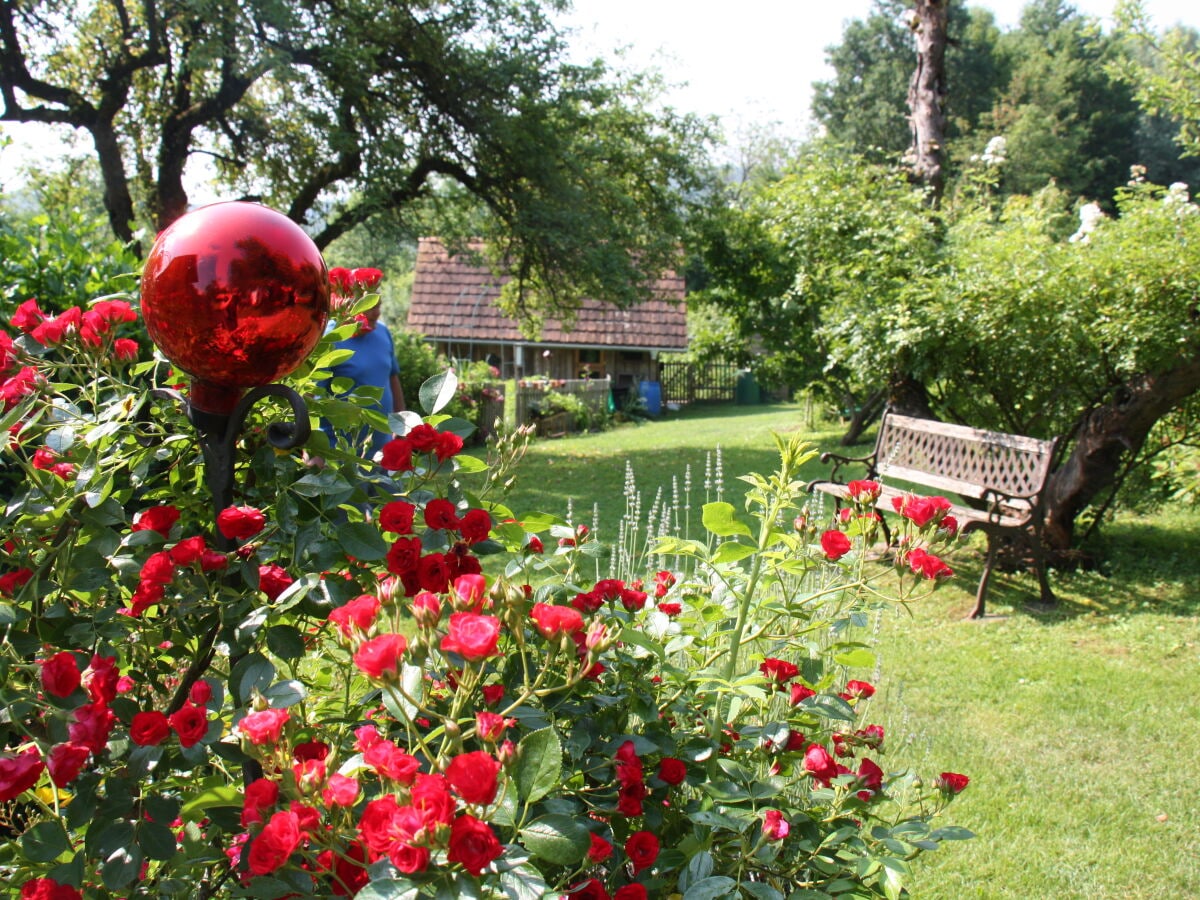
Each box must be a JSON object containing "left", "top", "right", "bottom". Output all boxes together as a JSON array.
[{"left": 875, "top": 413, "right": 1057, "bottom": 505}]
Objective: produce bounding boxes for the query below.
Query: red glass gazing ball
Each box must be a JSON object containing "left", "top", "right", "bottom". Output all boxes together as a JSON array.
[{"left": 141, "top": 201, "right": 330, "bottom": 414}]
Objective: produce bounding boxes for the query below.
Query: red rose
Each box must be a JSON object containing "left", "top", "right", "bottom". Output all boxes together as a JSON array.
[
  {"left": 434, "top": 430, "right": 464, "bottom": 461},
  {"left": 0, "top": 747, "right": 45, "bottom": 802},
  {"left": 656, "top": 757, "right": 687, "bottom": 786},
  {"left": 39, "top": 651, "right": 81, "bottom": 698},
  {"left": 936, "top": 772, "right": 970, "bottom": 794},
  {"left": 440, "top": 613, "right": 501, "bottom": 661},
  {"left": 132, "top": 505, "right": 180, "bottom": 537},
  {"left": 190, "top": 680, "right": 213, "bottom": 705},
  {"left": 386, "top": 536, "right": 422, "bottom": 576},
  {"left": 411, "top": 591, "right": 442, "bottom": 628},
  {"left": 891, "top": 493, "right": 952, "bottom": 528},
  {"left": 620, "top": 587, "right": 648, "bottom": 612},
  {"left": 247, "top": 809, "right": 301, "bottom": 875},
  {"left": 199, "top": 549, "right": 229, "bottom": 572},
  {"left": 329, "top": 267, "right": 354, "bottom": 295},
  {"left": 352, "top": 267, "right": 384, "bottom": 290},
  {"left": 446, "top": 751, "right": 501, "bottom": 806},
  {"left": 0, "top": 567, "right": 33, "bottom": 596},
  {"left": 379, "top": 500, "right": 416, "bottom": 534},
  {"left": 530, "top": 603, "right": 585, "bottom": 640},
  {"left": 614, "top": 886, "right": 647, "bottom": 900},
  {"left": 820, "top": 529, "right": 853, "bottom": 561},
  {"left": 68, "top": 702, "right": 115, "bottom": 754},
  {"left": 19, "top": 878, "right": 83, "bottom": 900},
  {"left": 353, "top": 633, "right": 408, "bottom": 681},
  {"left": 328, "top": 594, "right": 381, "bottom": 638},
  {"left": 424, "top": 498, "right": 461, "bottom": 531},
  {"left": 624, "top": 830, "right": 659, "bottom": 874},
  {"left": 856, "top": 757, "right": 884, "bottom": 800},
  {"left": 790, "top": 683, "right": 816, "bottom": 705},
  {"left": 451, "top": 573, "right": 487, "bottom": 611},
  {"left": 847, "top": 479, "right": 881, "bottom": 503},
  {"left": 47, "top": 742, "right": 90, "bottom": 786},
  {"left": 239, "top": 708, "right": 290, "bottom": 746},
  {"left": 258, "top": 564, "right": 294, "bottom": 601},
  {"left": 481, "top": 684, "right": 505, "bottom": 706},
  {"left": 416, "top": 552, "right": 450, "bottom": 593},
  {"left": 762, "top": 808, "right": 790, "bottom": 841},
  {"left": 216, "top": 505, "right": 266, "bottom": 540},
  {"left": 139, "top": 550, "right": 176, "bottom": 586},
  {"left": 804, "top": 743, "right": 839, "bottom": 787},
  {"left": 130, "top": 710, "right": 171, "bottom": 746},
  {"left": 525, "top": 535, "right": 544, "bottom": 554},
  {"left": 588, "top": 832, "right": 613, "bottom": 862},
  {"left": 843, "top": 679, "right": 875, "bottom": 700},
  {"left": 242, "top": 777, "right": 280, "bottom": 826},
  {"left": 567, "top": 879, "right": 611, "bottom": 900},
  {"left": 169, "top": 702, "right": 208, "bottom": 748},
  {"left": 82, "top": 654, "right": 119, "bottom": 704},
  {"left": 113, "top": 338, "right": 139, "bottom": 360},
  {"left": 759, "top": 657, "right": 799, "bottom": 684},
  {"left": 168, "top": 535, "right": 206, "bottom": 566},
  {"left": 379, "top": 437, "right": 414, "bottom": 471},
  {"left": 406, "top": 423, "right": 440, "bottom": 453},
  {"left": 459, "top": 508, "right": 492, "bottom": 544},
  {"left": 411, "top": 772, "right": 456, "bottom": 827},
  {"left": 447, "top": 814, "right": 503, "bottom": 876}
]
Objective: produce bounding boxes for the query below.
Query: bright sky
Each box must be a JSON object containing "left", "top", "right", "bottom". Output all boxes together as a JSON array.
[
  {"left": 2, "top": 1, "right": 1197, "bottom": 187},
  {"left": 560, "top": 0, "right": 1200, "bottom": 140}
]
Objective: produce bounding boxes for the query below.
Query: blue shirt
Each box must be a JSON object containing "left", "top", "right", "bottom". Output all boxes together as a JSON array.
[{"left": 324, "top": 321, "right": 401, "bottom": 457}]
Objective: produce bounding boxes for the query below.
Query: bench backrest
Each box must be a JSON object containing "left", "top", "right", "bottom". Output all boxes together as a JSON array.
[{"left": 875, "top": 412, "right": 1058, "bottom": 502}]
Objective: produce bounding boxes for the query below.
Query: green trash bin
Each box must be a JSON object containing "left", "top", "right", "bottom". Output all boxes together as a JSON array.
[{"left": 735, "top": 370, "right": 761, "bottom": 405}]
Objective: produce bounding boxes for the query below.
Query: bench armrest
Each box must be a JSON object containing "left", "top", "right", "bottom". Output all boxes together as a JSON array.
[{"left": 818, "top": 450, "right": 878, "bottom": 483}]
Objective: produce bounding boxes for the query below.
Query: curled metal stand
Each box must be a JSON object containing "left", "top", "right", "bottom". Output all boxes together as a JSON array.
[{"left": 139, "top": 384, "right": 311, "bottom": 550}]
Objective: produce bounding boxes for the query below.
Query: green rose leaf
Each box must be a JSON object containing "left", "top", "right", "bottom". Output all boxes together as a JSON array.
[
  {"left": 711, "top": 540, "right": 757, "bottom": 564},
  {"left": 514, "top": 727, "right": 562, "bottom": 804},
  {"left": 702, "top": 502, "right": 753, "bottom": 538},
  {"left": 518, "top": 814, "right": 591, "bottom": 864},
  {"left": 354, "top": 879, "right": 421, "bottom": 900},
  {"left": 419, "top": 369, "right": 459, "bottom": 416},
  {"left": 21, "top": 819, "right": 69, "bottom": 862},
  {"left": 337, "top": 521, "right": 389, "bottom": 561},
  {"left": 683, "top": 876, "right": 738, "bottom": 900},
  {"left": 136, "top": 820, "right": 178, "bottom": 861}
]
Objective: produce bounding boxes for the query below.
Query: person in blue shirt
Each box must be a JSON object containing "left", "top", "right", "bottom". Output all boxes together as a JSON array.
[{"left": 323, "top": 300, "right": 405, "bottom": 460}]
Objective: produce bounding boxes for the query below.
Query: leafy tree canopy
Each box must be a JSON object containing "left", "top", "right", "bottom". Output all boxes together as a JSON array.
[{"left": 0, "top": 0, "right": 710, "bottom": 326}]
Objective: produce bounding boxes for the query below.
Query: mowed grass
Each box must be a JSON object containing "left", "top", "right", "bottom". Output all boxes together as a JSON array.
[{"left": 493, "top": 402, "right": 1200, "bottom": 899}]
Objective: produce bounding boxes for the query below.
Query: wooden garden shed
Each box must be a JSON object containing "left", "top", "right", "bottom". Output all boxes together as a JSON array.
[{"left": 405, "top": 238, "right": 688, "bottom": 401}]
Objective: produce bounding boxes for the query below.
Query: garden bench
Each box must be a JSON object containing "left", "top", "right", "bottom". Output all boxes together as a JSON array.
[{"left": 810, "top": 411, "right": 1059, "bottom": 618}]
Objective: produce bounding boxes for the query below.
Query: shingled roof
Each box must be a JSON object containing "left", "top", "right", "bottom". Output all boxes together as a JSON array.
[{"left": 406, "top": 238, "right": 688, "bottom": 352}]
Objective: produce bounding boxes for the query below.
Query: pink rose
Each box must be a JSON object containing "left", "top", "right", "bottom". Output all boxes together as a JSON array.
[
  {"left": 440, "top": 613, "right": 501, "bottom": 662},
  {"left": 239, "top": 708, "right": 290, "bottom": 746},
  {"left": 762, "top": 808, "right": 790, "bottom": 841},
  {"left": 353, "top": 633, "right": 408, "bottom": 681}
]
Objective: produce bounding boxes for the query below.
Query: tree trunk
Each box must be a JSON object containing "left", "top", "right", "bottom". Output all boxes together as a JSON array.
[
  {"left": 1043, "top": 355, "right": 1200, "bottom": 550},
  {"left": 886, "top": 371, "right": 934, "bottom": 419},
  {"left": 907, "top": 0, "right": 949, "bottom": 204},
  {"left": 840, "top": 388, "right": 886, "bottom": 445}
]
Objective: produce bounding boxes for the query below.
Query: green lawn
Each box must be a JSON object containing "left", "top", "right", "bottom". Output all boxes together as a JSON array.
[{"left": 493, "top": 402, "right": 1200, "bottom": 899}]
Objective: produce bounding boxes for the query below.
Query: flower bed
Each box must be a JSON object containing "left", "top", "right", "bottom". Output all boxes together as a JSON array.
[{"left": 0, "top": 288, "right": 969, "bottom": 899}]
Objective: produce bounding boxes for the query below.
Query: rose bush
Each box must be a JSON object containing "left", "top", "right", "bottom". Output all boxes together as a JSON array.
[{"left": 0, "top": 273, "right": 970, "bottom": 898}]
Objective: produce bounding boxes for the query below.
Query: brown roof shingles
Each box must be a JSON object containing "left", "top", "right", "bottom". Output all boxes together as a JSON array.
[{"left": 406, "top": 238, "right": 688, "bottom": 351}]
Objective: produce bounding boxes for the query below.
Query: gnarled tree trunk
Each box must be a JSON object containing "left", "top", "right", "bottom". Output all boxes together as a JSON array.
[{"left": 1043, "top": 355, "right": 1200, "bottom": 551}]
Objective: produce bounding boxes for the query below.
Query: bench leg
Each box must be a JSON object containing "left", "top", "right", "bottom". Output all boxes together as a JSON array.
[
  {"left": 968, "top": 538, "right": 998, "bottom": 619},
  {"left": 1029, "top": 531, "right": 1056, "bottom": 606}
]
